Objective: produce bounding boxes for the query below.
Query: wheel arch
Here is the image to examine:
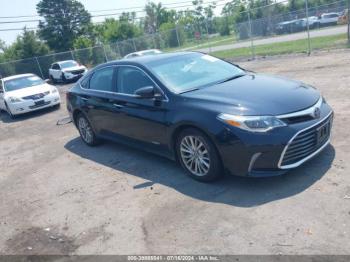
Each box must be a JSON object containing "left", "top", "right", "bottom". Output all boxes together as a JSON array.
[{"left": 170, "top": 123, "right": 222, "bottom": 163}]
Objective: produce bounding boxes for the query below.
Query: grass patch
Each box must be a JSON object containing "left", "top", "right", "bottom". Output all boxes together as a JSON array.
[
  {"left": 211, "top": 33, "right": 348, "bottom": 59},
  {"left": 164, "top": 34, "right": 236, "bottom": 52}
]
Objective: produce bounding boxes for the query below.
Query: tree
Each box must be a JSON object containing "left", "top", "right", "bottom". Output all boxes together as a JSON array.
[
  {"left": 37, "top": 0, "right": 92, "bottom": 52},
  {"left": 11, "top": 29, "right": 50, "bottom": 59},
  {"left": 144, "top": 2, "right": 176, "bottom": 33}
]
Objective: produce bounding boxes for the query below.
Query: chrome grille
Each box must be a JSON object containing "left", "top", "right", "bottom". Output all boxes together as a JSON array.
[
  {"left": 22, "top": 91, "right": 49, "bottom": 100},
  {"left": 280, "top": 113, "right": 332, "bottom": 167}
]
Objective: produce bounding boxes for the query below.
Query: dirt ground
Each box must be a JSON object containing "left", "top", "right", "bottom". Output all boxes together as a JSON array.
[{"left": 0, "top": 50, "right": 349, "bottom": 255}]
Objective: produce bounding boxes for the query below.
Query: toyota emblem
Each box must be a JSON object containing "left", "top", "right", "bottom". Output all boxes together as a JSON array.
[{"left": 313, "top": 107, "right": 321, "bottom": 119}]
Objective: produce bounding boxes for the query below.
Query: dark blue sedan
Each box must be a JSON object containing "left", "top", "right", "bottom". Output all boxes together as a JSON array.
[{"left": 66, "top": 52, "right": 333, "bottom": 182}]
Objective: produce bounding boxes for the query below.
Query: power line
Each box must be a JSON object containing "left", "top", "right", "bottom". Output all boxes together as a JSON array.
[{"left": 0, "top": 0, "right": 228, "bottom": 20}]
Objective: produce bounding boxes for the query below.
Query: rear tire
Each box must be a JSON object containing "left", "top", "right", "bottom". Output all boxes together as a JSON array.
[
  {"left": 49, "top": 75, "right": 56, "bottom": 84},
  {"left": 76, "top": 113, "right": 99, "bottom": 146},
  {"left": 176, "top": 128, "right": 223, "bottom": 182}
]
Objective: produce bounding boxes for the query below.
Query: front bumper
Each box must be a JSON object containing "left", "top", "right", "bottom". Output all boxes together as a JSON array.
[
  {"left": 215, "top": 103, "right": 333, "bottom": 177},
  {"left": 64, "top": 70, "right": 87, "bottom": 80},
  {"left": 7, "top": 93, "right": 61, "bottom": 115}
]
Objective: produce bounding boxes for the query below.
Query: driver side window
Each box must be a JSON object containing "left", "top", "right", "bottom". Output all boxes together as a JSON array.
[{"left": 117, "top": 67, "right": 154, "bottom": 95}]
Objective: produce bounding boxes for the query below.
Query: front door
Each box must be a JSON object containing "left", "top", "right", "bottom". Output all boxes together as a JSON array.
[{"left": 108, "top": 66, "right": 168, "bottom": 147}]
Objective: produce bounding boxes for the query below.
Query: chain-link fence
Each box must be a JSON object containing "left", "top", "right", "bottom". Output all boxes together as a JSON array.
[{"left": 0, "top": 0, "right": 348, "bottom": 79}]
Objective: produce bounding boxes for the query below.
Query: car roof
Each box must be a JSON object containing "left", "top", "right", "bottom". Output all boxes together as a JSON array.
[
  {"left": 2, "top": 73, "right": 36, "bottom": 81},
  {"left": 55, "top": 60, "right": 76, "bottom": 65},
  {"left": 113, "top": 51, "right": 197, "bottom": 66}
]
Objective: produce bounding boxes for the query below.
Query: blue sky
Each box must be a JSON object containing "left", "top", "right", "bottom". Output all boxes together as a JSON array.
[{"left": 0, "top": 0, "right": 230, "bottom": 45}]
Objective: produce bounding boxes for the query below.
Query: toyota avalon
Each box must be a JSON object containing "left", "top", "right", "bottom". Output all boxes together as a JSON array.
[{"left": 66, "top": 52, "right": 333, "bottom": 182}]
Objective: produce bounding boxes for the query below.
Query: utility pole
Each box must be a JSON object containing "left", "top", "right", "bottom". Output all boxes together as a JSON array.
[{"left": 305, "top": 0, "right": 311, "bottom": 55}]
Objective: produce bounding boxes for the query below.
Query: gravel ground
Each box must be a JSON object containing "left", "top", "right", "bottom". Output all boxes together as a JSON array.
[{"left": 0, "top": 50, "right": 349, "bottom": 255}]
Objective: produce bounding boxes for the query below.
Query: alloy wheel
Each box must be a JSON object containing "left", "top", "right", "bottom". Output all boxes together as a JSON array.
[
  {"left": 78, "top": 116, "right": 93, "bottom": 144},
  {"left": 180, "top": 135, "right": 210, "bottom": 176}
]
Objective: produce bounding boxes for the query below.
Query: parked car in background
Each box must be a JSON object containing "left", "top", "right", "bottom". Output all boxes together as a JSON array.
[
  {"left": 66, "top": 52, "right": 333, "bottom": 182},
  {"left": 0, "top": 74, "right": 60, "bottom": 118},
  {"left": 124, "top": 49, "right": 162, "bottom": 59},
  {"left": 276, "top": 20, "right": 302, "bottom": 34},
  {"left": 49, "top": 60, "right": 87, "bottom": 83},
  {"left": 338, "top": 9, "right": 349, "bottom": 24},
  {"left": 318, "top": 13, "right": 339, "bottom": 26},
  {"left": 300, "top": 16, "right": 320, "bottom": 29}
]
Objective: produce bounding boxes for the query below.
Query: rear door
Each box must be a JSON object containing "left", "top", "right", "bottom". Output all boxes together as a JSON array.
[
  {"left": 50, "top": 64, "right": 61, "bottom": 79},
  {"left": 79, "top": 66, "right": 118, "bottom": 134}
]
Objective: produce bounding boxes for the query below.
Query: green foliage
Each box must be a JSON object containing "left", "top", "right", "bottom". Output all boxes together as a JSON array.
[{"left": 37, "top": 0, "right": 92, "bottom": 51}]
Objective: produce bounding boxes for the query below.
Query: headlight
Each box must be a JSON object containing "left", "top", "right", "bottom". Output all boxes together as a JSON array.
[
  {"left": 218, "top": 113, "right": 286, "bottom": 132},
  {"left": 8, "top": 97, "right": 21, "bottom": 103}
]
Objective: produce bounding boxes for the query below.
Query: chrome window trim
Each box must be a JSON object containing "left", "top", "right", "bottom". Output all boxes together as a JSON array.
[
  {"left": 277, "top": 96, "right": 322, "bottom": 119},
  {"left": 80, "top": 64, "right": 169, "bottom": 102},
  {"left": 278, "top": 110, "right": 333, "bottom": 169}
]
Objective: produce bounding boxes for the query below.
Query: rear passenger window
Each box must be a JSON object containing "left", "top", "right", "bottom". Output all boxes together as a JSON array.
[
  {"left": 89, "top": 67, "right": 115, "bottom": 92},
  {"left": 80, "top": 75, "right": 90, "bottom": 89}
]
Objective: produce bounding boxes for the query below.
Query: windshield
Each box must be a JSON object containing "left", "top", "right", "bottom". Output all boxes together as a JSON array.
[
  {"left": 60, "top": 61, "right": 78, "bottom": 69},
  {"left": 4, "top": 75, "right": 45, "bottom": 92},
  {"left": 147, "top": 53, "right": 245, "bottom": 93}
]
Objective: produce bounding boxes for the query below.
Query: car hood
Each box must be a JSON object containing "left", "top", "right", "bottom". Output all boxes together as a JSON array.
[
  {"left": 62, "top": 65, "right": 86, "bottom": 73},
  {"left": 181, "top": 74, "right": 320, "bottom": 116},
  {"left": 5, "top": 83, "right": 54, "bottom": 98}
]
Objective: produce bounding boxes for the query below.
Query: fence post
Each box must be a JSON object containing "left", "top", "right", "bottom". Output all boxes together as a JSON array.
[
  {"left": 175, "top": 25, "right": 181, "bottom": 47},
  {"left": 116, "top": 42, "right": 122, "bottom": 58},
  {"left": 247, "top": 10, "right": 255, "bottom": 60},
  {"left": 102, "top": 45, "right": 108, "bottom": 62},
  {"left": 348, "top": 0, "right": 350, "bottom": 44},
  {"left": 132, "top": 39, "right": 137, "bottom": 52},
  {"left": 205, "top": 19, "right": 212, "bottom": 53},
  {"left": 35, "top": 57, "right": 44, "bottom": 79},
  {"left": 305, "top": 0, "right": 311, "bottom": 55},
  {"left": 153, "top": 34, "right": 157, "bottom": 49},
  {"left": 70, "top": 50, "right": 75, "bottom": 60}
]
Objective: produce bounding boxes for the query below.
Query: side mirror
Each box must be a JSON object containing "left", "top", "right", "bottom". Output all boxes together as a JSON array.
[
  {"left": 45, "top": 79, "right": 50, "bottom": 83},
  {"left": 135, "top": 86, "right": 157, "bottom": 99}
]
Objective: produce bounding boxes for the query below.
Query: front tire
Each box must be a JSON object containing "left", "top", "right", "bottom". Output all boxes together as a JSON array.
[
  {"left": 61, "top": 73, "right": 67, "bottom": 83},
  {"left": 76, "top": 113, "right": 99, "bottom": 146},
  {"left": 176, "top": 128, "right": 223, "bottom": 182},
  {"left": 5, "top": 103, "right": 15, "bottom": 119}
]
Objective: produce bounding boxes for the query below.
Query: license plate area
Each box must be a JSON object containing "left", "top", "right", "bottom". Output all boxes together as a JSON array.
[
  {"left": 35, "top": 100, "right": 45, "bottom": 106},
  {"left": 317, "top": 120, "right": 331, "bottom": 145}
]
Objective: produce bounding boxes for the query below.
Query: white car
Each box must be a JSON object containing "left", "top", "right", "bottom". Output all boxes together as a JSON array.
[
  {"left": 49, "top": 60, "right": 87, "bottom": 83},
  {"left": 318, "top": 13, "right": 340, "bottom": 26},
  {"left": 124, "top": 49, "right": 162, "bottom": 59},
  {"left": 301, "top": 16, "right": 319, "bottom": 28},
  {"left": 0, "top": 74, "right": 60, "bottom": 118}
]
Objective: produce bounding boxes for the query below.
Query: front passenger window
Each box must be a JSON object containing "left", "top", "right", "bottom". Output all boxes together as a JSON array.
[
  {"left": 117, "top": 67, "right": 154, "bottom": 95},
  {"left": 89, "top": 67, "right": 115, "bottom": 92}
]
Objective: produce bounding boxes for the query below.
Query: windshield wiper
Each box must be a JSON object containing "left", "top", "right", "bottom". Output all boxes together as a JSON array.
[
  {"left": 216, "top": 73, "right": 246, "bottom": 85},
  {"left": 179, "top": 87, "right": 199, "bottom": 94}
]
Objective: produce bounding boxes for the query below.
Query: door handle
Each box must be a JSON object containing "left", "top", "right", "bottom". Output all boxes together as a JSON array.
[
  {"left": 113, "top": 103, "right": 124, "bottom": 109},
  {"left": 81, "top": 97, "right": 88, "bottom": 101}
]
